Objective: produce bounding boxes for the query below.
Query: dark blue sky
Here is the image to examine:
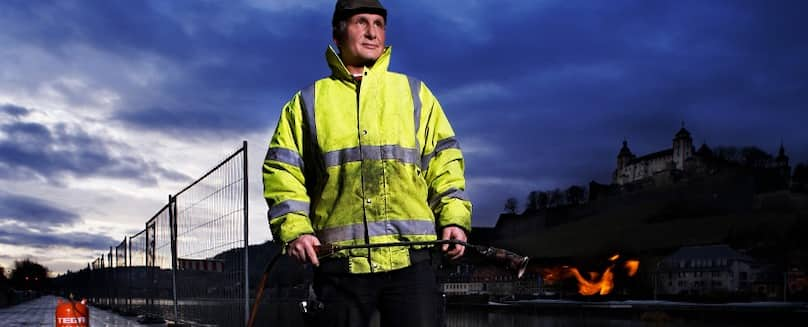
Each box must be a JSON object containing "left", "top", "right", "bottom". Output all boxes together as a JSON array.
[{"left": 0, "top": 0, "right": 806, "bottom": 273}]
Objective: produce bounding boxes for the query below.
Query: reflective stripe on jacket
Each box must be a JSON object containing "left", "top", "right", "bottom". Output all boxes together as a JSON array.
[{"left": 263, "top": 46, "right": 472, "bottom": 273}]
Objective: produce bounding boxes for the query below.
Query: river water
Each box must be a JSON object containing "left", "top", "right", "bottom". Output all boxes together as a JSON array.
[{"left": 444, "top": 306, "right": 803, "bottom": 327}]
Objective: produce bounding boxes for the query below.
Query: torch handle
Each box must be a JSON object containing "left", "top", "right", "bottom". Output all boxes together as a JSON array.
[{"left": 313, "top": 240, "right": 529, "bottom": 278}]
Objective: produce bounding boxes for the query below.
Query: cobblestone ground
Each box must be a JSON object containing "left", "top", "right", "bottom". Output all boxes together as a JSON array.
[{"left": 0, "top": 295, "right": 163, "bottom": 327}]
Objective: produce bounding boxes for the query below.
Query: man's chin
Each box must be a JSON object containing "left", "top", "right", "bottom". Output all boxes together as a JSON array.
[{"left": 360, "top": 53, "right": 382, "bottom": 64}]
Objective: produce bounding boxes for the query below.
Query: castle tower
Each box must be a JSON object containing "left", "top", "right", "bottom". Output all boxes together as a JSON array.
[
  {"left": 672, "top": 122, "right": 693, "bottom": 170},
  {"left": 617, "top": 139, "right": 634, "bottom": 169},
  {"left": 614, "top": 140, "right": 636, "bottom": 184},
  {"left": 696, "top": 141, "right": 712, "bottom": 158},
  {"left": 775, "top": 141, "right": 791, "bottom": 183},
  {"left": 776, "top": 141, "right": 790, "bottom": 166}
]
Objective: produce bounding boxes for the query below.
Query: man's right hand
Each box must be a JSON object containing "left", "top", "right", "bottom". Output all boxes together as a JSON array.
[{"left": 287, "top": 234, "right": 321, "bottom": 267}]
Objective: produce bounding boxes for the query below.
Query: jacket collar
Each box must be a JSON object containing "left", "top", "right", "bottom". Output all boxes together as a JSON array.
[{"left": 326, "top": 45, "right": 392, "bottom": 81}]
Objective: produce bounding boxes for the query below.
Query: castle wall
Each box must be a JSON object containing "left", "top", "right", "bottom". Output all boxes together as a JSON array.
[{"left": 617, "top": 155, "right": 673, "bottom": 185}]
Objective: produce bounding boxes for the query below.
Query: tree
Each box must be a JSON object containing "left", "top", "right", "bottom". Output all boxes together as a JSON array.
[
  {"left": 526, "top": 191, "right": 541, "bottom": 212},
  {"left": 794, "top": 163, "right": 808, "bottom": 184},
  {"left": 504, "top": 197, "right": 518, "bottom": 214},
  {"left": 548, "top": 188, "right": 564, "bottom": 207},
  {"left": 714, "top": 146, "right": 741, "bottom": 163},
  {"left": 715, "top": 145, "right": 773, "bottom": 168},
  {"left": 10, "top": 259, "right": 49, "bottom": 291},
  {"left": 740, "top": 146, "right": 772, "bottom": 168},
  {"left": 537, "top": 192, "right": 549, "bottom": 209},
  {"left": 565, "top": 185, "right": 585, "bottom": 205},
  {"left": 793, "top": 163, "right": 808, "bottom": 192},
  {"left": 0, "top": 265, "right": 7, "bottom": 287}
]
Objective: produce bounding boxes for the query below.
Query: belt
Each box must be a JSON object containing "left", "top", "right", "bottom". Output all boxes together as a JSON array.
[{"left": 317, "top": 248, "right": 433, "bottom": 274}]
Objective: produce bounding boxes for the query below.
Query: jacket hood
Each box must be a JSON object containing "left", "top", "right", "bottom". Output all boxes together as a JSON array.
[{"left": 326, "top": 45, "right": 392, "bottom": 80}]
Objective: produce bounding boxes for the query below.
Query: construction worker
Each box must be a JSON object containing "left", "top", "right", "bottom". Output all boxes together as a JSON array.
[{"left": 263, "top": 0, "right": 472, "bottom": 326}]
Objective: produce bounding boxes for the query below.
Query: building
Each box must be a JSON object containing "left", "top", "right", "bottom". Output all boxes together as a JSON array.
[
  {"left": 612, "top": 124, "right": 791, "bottom": 186},
  {"left": 657, "top": 244, "right": 758, "bottom": 296},
  {"left": 441, "top": 282, "right": 485, "bottom": 296},
  {"left": 614, "top": 124, "right": 695, "bottom": 185}
]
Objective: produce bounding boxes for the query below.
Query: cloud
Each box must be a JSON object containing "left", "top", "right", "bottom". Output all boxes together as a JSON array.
[
  {"left": 1, "top": 0, "right": 807, "bottom": 238},
  {"left": 243, "top": 0, "right": 324, "bottom": 13},
  {"left": 0, "top": 227, "right": 116, "bottom": 250},
  {"left": 0, "top": 191, "right": 79, "bottom": 230},
  {"left": 0, "top": 192, "right": 119, "bottom": 252},
  {"left": 440, "top": 81, "right": 512, "bottom": 107},
  {"left": 0, "top": 104, "right": 190, "bottom": 185},
  {"left": 1, "top": 104, "right": 30, "bottom": 117},
  {"left": 0, "top": 0, "right": 330, "bottom": 137}
]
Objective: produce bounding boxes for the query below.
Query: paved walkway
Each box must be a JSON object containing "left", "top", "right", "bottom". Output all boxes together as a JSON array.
[{"left": 0, "top": 295, "right": 162, "bottom": 327}]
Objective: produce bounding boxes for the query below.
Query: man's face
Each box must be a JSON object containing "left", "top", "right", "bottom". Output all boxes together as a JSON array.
[{"left": 336, "top": 13, "right": 386, "bottom": 68}]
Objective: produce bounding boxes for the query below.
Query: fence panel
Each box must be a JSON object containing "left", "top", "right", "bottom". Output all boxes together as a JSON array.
[
  {"left": 145, "top": 205, "right": 176, "bottom": 321},
  {"left": 173, "top": 144, "right": 248, "bottom": 327},
  {"left": 128, "top": 228, "right": 149, "bottom": 316},
  {"left": 114, "top": 238, "right": 128, "bottom": 313},
  {"left": 89, "top": 257, "right": 103, "bottom": 304},
  {"left": 50, "top": 142, "right": 249, "bottom": 326},
  {"left": 104, "top": 248, "right": 113, "bottom": 308}
]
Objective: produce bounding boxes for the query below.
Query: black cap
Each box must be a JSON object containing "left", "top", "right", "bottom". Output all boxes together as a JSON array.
[{"left": 332, "top": 0, "right": 387, "bottom": 27}]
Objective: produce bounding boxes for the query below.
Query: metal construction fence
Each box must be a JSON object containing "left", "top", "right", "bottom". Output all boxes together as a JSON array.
[{"left": 53, "top": 141, "right": 249, "bottom": 326}]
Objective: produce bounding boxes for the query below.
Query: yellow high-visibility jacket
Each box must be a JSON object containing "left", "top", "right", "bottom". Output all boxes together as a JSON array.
[{"left": 263, "top": 46, "right": 471, "bottom": 273}]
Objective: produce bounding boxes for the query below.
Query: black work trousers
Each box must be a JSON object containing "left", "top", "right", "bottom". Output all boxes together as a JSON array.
[{"left": 310, "top": 260, "right": 441, "bottom": 327}]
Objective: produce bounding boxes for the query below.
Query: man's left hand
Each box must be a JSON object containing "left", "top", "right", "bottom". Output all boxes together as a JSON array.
[{"left": 441, "top": 226, "right": 467, "bottom": 260}]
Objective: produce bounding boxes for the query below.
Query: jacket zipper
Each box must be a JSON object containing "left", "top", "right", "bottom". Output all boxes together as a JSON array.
[{"left": 355, "top": 77, "right": 374, "bottom": 272}]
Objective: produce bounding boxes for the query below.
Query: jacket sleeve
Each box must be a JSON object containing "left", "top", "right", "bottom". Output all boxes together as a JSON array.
[
  {"left": 263, "top": 92, "right": 315, "bottom": 244},
  {"left": 417, "top": 82, "right": 473, "bottom": 232}
]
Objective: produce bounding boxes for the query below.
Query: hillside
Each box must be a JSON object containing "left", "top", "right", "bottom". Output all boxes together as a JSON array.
[{"left": 494, "top": 174, "right": 808, "bottom": 262}]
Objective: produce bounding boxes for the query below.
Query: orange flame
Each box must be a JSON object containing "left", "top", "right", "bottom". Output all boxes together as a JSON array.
[
  {"left": 537, "top": 254, "right": 640, "bottom": 296},
  {"left": 625, "top": 260, "right": 640, "bottom": 277},
  {"left": 569, "top": 266, "right": 614, "bottom": 295}
]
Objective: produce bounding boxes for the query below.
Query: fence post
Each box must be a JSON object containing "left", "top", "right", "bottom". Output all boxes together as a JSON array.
[
  {"left": 109, "top": 247, "right": 114, "bottom": 307},
  {"left": 145, "top": 220, "right": 152, "bottom": 312},
  {"left": 243, "top": 140, "right": 250, "bottom": 326},
  {"left": 127, "top": 235, "right": 132, "bottom": 313},
  {"left": 170, "top": 194, "right": 179, "bottom": 323},
  {"left": 125, "top": 236, "right": 130, "bottom": 313}
]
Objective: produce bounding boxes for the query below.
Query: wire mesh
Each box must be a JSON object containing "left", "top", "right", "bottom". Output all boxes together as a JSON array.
[
  {"left": 146, "top": 205, "right": 176, "bottom": 321},
  {"left": 51, "top": 142, "right": 249, "bottom": 326},
  {"left": 128, "top": 228, "right": 149, "bottom": 316},
  {"left": 114, "top": 238, "right": 127, "bottom": 312},
  {"left": 173, "top": 145, "right": 247, "bottom": 327},
  {"left": 104, "top": 248, "right": 113, "bottom": 308},
  {"left": 89, "top": 257, "right": 103, "bottom": 304}
]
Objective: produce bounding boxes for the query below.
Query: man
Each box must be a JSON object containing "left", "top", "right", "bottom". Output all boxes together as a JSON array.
[{"left": 263, "top": 1, "right": 471, "bottom": 326}]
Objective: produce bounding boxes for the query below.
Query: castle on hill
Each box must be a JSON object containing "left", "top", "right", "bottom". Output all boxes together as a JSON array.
[{"left": 612, "top": 123, "right": 791, "bottom": 187}]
